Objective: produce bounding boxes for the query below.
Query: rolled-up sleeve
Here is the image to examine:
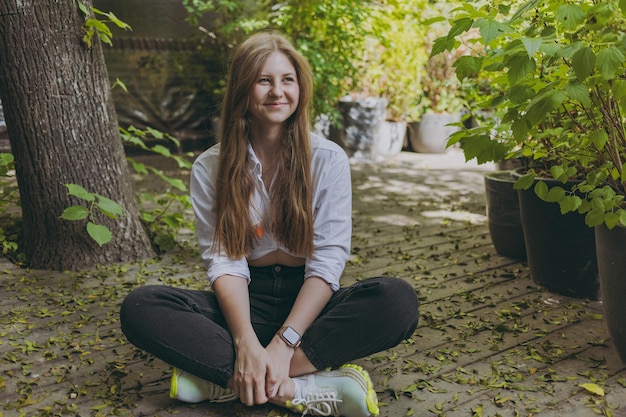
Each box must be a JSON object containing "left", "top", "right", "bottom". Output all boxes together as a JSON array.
[
  {"left": 190, "top": 148, "right": 250, "bottom": 287},
  {"left": 305, "top": 145, "right": 352, "bottom": 292}
]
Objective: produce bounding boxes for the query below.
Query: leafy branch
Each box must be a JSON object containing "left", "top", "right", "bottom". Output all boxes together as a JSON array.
[
  {"left": 0, "top": 153, "right": 20, "bottom": 257},
  {"left": 60, "top": 184, "right": 124, "bottom": 247},
  {"left": 76, "top": 1, "right": 131, "bottom": 48},
  {"left": 121, "top": 126, "right": 195, "bottom": 254}
]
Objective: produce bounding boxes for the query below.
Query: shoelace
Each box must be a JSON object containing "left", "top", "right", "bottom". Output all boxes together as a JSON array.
[
  {"left": 205, "top": 384, "right": 237, "bottom": 402},
  {"left": 291, "top": 391, "right": 343, "bottom": 416}
]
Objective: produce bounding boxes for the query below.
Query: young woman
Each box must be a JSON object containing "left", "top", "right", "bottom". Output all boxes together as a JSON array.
[{"left": 120, "top": 31, "right": 419, "bottom": 417}]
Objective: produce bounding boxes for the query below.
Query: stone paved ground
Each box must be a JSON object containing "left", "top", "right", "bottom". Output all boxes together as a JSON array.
[{"left": 1, "top": 148, "right": 625, "bottom": 417}]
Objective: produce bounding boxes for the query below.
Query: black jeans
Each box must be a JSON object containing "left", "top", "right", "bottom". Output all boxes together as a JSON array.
[{"left": 120, "top": 265, "right": 419, "bottom": 388}]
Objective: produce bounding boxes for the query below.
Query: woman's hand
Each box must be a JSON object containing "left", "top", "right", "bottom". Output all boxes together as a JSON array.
[
  {"left": 264, "top": 336, "right": 296, "bottom": 398},
  {"left": 233, "top": 335, "right": 273, "bottom": 406}
]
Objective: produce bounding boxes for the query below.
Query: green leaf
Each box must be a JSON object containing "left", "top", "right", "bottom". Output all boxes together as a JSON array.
[
  {"left": 111, "top": 78, "right": 128, "bottom": 92},
  {"left": 543, "top": 186, "right": 565, "bottom": 203},
  {"left": 150, "top": 144, "right": 172, "bottom": 157},
  {"left": 521, "top": 37, "right": 543, "bottom": 58},
  {"left": 565, "top": 82, "right": 591, "bottom": 107},
  {"left": 507, "top": 55, "right": 536, "bottom": 85},
  {"left": 104, "top": 11, "right": 132, "bottom": 30},
  {"left": 162, "top": 177, "right": 186, "bottom": 192},
  {"left": 619, "top": 209, "right": 626, "bottom": 227},
  {"left": 605, "top": 212, "right": 620, "bottom": 229},
  {"left": 514, "top": 173, "right": 535, "bottom": 190},
  {"left": 148, "top": 167, "right": 187, "bottom": 191},
  {"left": 556, "top": 5, "right": 586, "bottom": 31},
  {"left": 448, "top": 17, "right": 473, "bottom": 39},
  {"left": 85, "top": 19, "right": 112, "bottom": 37},
  {"left": 474, "top": 18, "right": 510, "bottom": 45},
  {"left": 65, "top": 184, "right": 95, "bottom": 202},
  {"left": 585, "top": 208, "right": 605, "bottom": 227},
  {"left": 146, "top": 126, "right": 165, "bottom": 139},
  {"left": 431, "top": 36, "right": 456, "bottom": 57},
  {"left": 508, "top": 84, "right": 534, "bottom": 105},
  {"left": 559, "top": 195, "right": 582, "bottom": 214},
  {"left": 534, "top": 180, "right": 549, "bottom": 199},
  {"left": 512, "top": 118, "right": 529, "bottom": 142},
  {"left": 597, "top": 46, "right": 625, "bottom": 80},
  {"left": 571, "top": 46, "right": 596, "bottom": 81},
  {"left": 549, "top": 165, "right": 565, "bottom": 180},
  {"left": 86, "top": 222, "right": 112, "bottom": 246},
  {"left": 453, "top": 56, "right": 483, "bottom": 80},
  {"left": 77, "top": 1, "right": 89, "bottom": 15},
  {"left": 509, "top": 0, "right": 542, "bottom": 24},
  {"left": 95, "top": 195, "right": 123, "bottom": 217},
  {"left": 590, "top": 129, "right": 609, "bottom": 151},
  {"left": 526, "top": 90, "right": 566, "bottom": 125},
  {"left": 457, "top": 135, "right": 509, "bottom": 164},
  {"left": 60, "top": 205, "right": 89, "bottom": 220},
  {"left": 97, "top": 32, "right": 113, "bottom": 47}
]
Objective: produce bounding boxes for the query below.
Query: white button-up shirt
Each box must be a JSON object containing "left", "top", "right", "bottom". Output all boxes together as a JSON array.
[{"left": 190, "top": 133, "right": 352, "bottom": 292}]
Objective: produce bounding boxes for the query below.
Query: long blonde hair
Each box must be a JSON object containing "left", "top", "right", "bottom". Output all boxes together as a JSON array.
[{"left": 213, "top": 31, "right": 314, "bottom": 258}]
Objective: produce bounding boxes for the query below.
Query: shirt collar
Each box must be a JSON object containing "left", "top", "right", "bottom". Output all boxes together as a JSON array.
[{"left": 247, "top": 143, "right": 263, "bottom": 176}]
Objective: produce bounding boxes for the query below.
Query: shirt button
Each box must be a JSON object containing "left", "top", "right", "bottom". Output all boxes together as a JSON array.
[{"left": 274, "top": 265, "right": 281, "bottom": 273}]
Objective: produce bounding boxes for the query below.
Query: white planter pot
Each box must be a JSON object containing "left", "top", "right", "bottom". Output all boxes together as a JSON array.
[{"left": 408, "top": 112, "right": 461, "bottom": 153}]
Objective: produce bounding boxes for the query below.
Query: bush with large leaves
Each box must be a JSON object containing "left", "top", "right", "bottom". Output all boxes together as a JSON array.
[{"left": 439, "top": 0, "right": 626, "bottom": 229}]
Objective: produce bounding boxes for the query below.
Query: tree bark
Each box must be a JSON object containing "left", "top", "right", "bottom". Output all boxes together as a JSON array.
[{"left": 0, "top": 0, "right": 155, "bottom": 270}]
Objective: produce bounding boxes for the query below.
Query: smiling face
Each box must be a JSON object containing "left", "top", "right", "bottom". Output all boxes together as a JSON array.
[{"left": 248, "top": 51, "right": 300, "bottom": 131}]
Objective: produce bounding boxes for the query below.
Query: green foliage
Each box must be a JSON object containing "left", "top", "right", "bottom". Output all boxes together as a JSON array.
[
  {"left": 182, "top": 0, "right": 375, "bottom": 123},
  {"left": 438, "top": 0, "right": 626, "bottom": 228},
  {"left": 60, "top": 184, "right": 123, "bottom": 247},
  {"left": 419, "top": 7, "right": 471, "bottom": 117},
  {"left": 3, "top": 125, "right": 194, "bottom": 257},
  {"left": 182, "top": 0, "right": 269, "bottom": 36},
  {"left": 121, "top": 126, "right": 195, "bottom": 254},
  {"left": 0, "top": 153, "right": 21, "bottom": 260},
  {"left": 58, "top": 126, "right": 194, "bottom": 253},
  {"left": 270, "top": 0, "right": 374, "bottom": 122},
  {"left": 76, "top": 1, "right": 131, "bottom": 48},
  {"left": 357, "top": 0, "right": 429, "bottom": 121}
]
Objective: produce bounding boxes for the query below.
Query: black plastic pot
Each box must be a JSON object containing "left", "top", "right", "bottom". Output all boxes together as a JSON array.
[
  {"left": 595, "top": 224, "right": 626, "bottom": 363},
  {"left": 484, "top": 171, "right": 526, "bottom": 260},
  {"left": 513, "top": 168, "right": 599, "bottom": 300}
]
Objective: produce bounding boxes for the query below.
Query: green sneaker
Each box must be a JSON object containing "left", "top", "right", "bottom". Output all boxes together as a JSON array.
[
  {"left": 169, "top": 368, "right": 237, "bottom": 404},
  {"left": 286, "top": 364, "right": 379, "bottom": 417}
]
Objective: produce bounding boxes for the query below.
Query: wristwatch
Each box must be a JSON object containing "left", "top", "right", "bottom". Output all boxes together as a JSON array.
[{"left": 277, "top": 326, "right": 302, "bottom": 348}]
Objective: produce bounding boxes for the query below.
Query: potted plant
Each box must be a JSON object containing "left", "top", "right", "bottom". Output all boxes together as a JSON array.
[
  {"left": 408, "top": 15, "right": 467, "bottom": 154},
  {"left": 438, "top": 0, "right": 626, "bottom": 359},
  {"left": 331, "top": 0, "right": 428, "bottom": 160},
  {"left": 368, "top": 0, "right": 428, "bottom": 158}
]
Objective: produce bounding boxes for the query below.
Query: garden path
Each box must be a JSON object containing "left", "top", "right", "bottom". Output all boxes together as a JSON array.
[{"left": 1, "top": 148, "right": 625, "bottom": 417}]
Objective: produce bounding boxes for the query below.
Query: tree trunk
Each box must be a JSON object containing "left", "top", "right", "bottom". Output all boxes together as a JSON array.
[{"left": 0, "top": 0, "right": 155, "bottom": 270}]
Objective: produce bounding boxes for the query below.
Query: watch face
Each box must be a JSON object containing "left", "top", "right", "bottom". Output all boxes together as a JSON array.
[{"left": 282, "top": 326, "right": 301, "bottom": 345}]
